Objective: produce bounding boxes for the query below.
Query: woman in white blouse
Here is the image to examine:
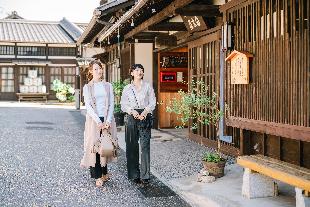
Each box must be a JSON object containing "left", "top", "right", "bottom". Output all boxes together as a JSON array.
[
  {"left": 80, "top": 59, "right": 118, "bottom": 187},
  {"left": 120, "top": 64, "right": 156, "bottom": 184}
]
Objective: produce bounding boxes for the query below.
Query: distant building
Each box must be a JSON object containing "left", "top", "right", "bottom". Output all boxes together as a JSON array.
[{"left": 0, "top": 12, "right": 87, "bottom": 100}]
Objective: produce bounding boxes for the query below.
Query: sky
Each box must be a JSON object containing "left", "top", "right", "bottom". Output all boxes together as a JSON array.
[{"left": 0, "top": 0, "right": 99, "bottom": 23}]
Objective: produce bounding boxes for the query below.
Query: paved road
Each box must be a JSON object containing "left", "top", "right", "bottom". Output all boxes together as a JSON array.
[{"left": 0, "top": 106, "right": 190, "bottom": 207}]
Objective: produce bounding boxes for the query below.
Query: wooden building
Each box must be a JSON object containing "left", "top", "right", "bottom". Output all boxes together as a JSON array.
[
  {"left": 79, "top": 0, "right": 310, "bottom": 169},
  {"left": 0, "top": 13, "right": 87, "bottom": 100}
]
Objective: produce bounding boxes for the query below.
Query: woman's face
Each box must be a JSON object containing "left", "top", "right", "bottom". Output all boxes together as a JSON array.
[
  {"left": 91, "top": 63, "right": 103, "bottom": 80},
  {"left": 131, "top": 67, "right": 144, "bottom": 80}
]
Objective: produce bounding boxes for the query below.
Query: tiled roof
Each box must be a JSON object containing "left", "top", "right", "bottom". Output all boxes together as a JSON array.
[
  {"left": 76, "top": 23, "right": 88, "bottom": 32},
  {"left": 0, "top": 18, "right": 87, "bottom": 44}
]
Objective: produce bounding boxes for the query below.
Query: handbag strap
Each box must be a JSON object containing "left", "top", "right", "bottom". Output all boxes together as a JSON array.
[{"left": 130, "top": 85, "right": 140, "bottom": 108}]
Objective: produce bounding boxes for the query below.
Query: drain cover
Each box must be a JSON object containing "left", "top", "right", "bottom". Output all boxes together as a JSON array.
[
  {"left": 25, "top": 126, "right": 54, "bottom": 130},
  {"left": 26, "top": 121, "right": 54, "bottom": 125}
]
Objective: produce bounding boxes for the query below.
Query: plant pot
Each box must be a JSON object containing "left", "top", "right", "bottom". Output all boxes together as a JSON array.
[
  {"left": 202, "top": 160, "right": 226, "bottom": 178},
  {"left": 114, "top": 112, "right": 125, "bottom": 126}
]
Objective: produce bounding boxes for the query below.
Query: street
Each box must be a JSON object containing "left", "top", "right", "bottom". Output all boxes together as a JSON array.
[{"left": 0, "top": 106, "right": 190, "bottom": 207}]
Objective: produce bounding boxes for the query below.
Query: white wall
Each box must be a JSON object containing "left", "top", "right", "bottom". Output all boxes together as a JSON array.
[{"left": 134, "top": 43, "right": 153, "bottom": 86}]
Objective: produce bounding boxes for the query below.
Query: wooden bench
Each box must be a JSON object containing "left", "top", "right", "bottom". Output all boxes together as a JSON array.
[
  {"left": 16, "top": 93, "right": 49, "bottom": 103},
  {"left": 238, "top": 155, "right": 310, "bottom": 206}
]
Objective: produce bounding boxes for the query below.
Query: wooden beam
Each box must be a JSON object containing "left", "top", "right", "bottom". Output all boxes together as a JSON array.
[
  {"left": 226, "top": 116, "right": 310, "bottom": 142},
  {"left": 189, "top": 133, "right": 240, "bottom": 156},
  {"left": 132, "top": 31, "right": 164, "bottom": 39},
  {"left": 148, "top": 22, "right": 187, "bottom": 31},
  {"left": 219, "top": 0, "right": 248, "bottom": 12},
  {"left": 175, "top": 4, "right": 220, "bottom": 16},
  {"left": 124, "top": 0, "right": 194, "bottom": 39}
]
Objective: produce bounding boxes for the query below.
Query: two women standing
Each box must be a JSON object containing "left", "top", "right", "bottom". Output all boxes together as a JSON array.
[{"left": 81, "top": 61, "right": 156, "bottom": 187}]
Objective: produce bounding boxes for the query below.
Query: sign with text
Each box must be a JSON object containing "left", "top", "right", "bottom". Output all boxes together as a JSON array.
[
  {"left": 182, "top": 16, "right": 207, "bottom": 33},
  {"left": 225, "top": 50, "right": 253, "bottom": 84},
  {"left": 160, "top": 72, "right": 176, "bottom": 82}
]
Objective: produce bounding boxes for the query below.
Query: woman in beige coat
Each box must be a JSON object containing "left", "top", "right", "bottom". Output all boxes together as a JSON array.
[{"left": 80, "top": 59, "right": 118, "bottom": 187}]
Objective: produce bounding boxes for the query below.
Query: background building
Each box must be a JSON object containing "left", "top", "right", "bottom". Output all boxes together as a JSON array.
[{"left": 0, "top": 12, "right": 87, "bottom": 100}]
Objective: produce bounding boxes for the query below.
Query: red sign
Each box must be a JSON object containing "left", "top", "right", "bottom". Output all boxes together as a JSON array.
[{"left": 160, "top": 72, "right": 176, "bottom": 82}]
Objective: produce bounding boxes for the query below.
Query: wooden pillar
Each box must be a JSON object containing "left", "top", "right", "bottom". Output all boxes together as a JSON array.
[
  {"left": 45, "top": 65, "right": 50, "bottom": 92},
  {"left": 240, "top": 128, "right": 244, "bottom": 155}
]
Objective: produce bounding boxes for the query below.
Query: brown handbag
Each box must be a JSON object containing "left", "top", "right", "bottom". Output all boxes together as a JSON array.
[{"left": 93, "top": 129, "right": 115, "bottom": 157}]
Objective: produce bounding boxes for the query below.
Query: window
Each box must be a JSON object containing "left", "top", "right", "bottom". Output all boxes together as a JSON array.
[
  {"left": 50, "top": 67, "right": 62, "bottom": 89},
  {"left": 19, "top": 67, "right": 45, "bottom": 85},
  {"left": 48, "top": 47, "right": 76, "bottom": 56},
  {"left": 19, "top": 66, "right": 31, "bottom": 85},
  {"left": 1, "top": 67, "right": 14, "bottom": 92},
  {"left": 0, "top": 45, "right": 14, "bottom": 55},
  {"left": 64, "top": 67, "right": 75, "bottom": 88},
  {"left": 17, "top": 46, "right": 46, "bottom": 56}
]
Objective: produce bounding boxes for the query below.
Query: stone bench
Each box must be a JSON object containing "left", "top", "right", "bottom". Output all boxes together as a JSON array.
[
  {"left": 237, "top": 155, "right": 310, "bottom": 207},
  {"left": 16, "top": 93, "right": 49, "bottom": 103}
]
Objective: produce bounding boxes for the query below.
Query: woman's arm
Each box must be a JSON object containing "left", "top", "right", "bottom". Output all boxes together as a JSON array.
[
  {"left": 106, "top": 83, "right": 114, "bottom": 123},
  {"left": 83, "top": 85, "right": 101, "bottom": 124},
  {"left": 144, "top": 84, "right": 156, "bottom": 114},
  {"left": 120, "top": 85, "right": 134, "bottom": 114}
]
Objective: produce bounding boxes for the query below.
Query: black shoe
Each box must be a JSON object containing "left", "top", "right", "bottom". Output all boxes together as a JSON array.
[{"left": 141, "top": 179, "right": 150, "bottom": 184}]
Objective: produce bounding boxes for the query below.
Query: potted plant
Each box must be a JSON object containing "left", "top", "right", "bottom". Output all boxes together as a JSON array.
[
  {"left": 51, "top": 79, "right": 75, "bottom": 102},
  {"left": 112, "top": 79, "right": 130, "bottom": 126},
  {"left": 165, "top": 80, "right": 227, "bottom": 178}
]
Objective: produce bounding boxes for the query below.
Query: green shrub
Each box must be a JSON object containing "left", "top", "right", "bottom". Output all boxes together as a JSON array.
[
  {"left": 52, "top": 79, "right": 75, "bottom": 102},
  {"left": 112, "top": 79, "right": 130, "bottom": 113},
  {"left": 202, "top": 152, "right": 225, "bottom": 163}
]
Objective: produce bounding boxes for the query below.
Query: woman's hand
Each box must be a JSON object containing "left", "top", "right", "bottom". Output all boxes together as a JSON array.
[
  {"left": 102, "top": 122, "right": 111, "bottom": 129},
  {"left": 139, "top": 111, "right": 148, "bottom": 120},
  {"left": 97, "top": 122, "right": 104, "bottom": 130},
  {"left": 131, "top": 110, "right": 140, "bottom": 119},
  {"left": 138, "top": 114, "right": 146, "bottom": 120}
]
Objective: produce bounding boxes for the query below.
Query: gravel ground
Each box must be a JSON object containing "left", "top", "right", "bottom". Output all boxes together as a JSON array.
[
  {"left": 149, "top": 131, "right": 236, "bottom": 180},
  {"left": 0, "top": 107, "right": 190, "bottom": 207}
]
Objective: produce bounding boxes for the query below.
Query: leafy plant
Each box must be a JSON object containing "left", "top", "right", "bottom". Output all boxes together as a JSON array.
[
  {"left": 114, "top": 103, "right": 122, "bottom": 113},
  {"left": 51, "top": 79, "right": 75, "bottom": 102},
  {"left": 165, "top": 80, "right": 228, "bottom": 163},
  {"left": 166, "top": 80, "right": 224, "bottom": 130},
  {"left": 112, "top": 79, "right": 130, "bottom": 113},
  {"left": 202, "top": 152, "right": 225, "bottom": 163}
]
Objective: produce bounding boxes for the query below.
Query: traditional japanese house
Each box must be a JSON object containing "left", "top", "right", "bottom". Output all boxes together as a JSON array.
[
  {"left": 79, "top": 0, "right": 310, "bottom": 169},
  {"left": 0, "top": 12, "right": 87, "bottom": 100},
  {"left": 219, "top": 0, "right": 310, "bottom": 167}
]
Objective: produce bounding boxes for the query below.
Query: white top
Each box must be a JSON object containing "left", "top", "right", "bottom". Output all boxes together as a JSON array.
[
  {"left": 83, "top": 81, "right": 114, "bottom": 124},
  {"left": 120, "top": 81, "right": 156, "bottom": 114}
]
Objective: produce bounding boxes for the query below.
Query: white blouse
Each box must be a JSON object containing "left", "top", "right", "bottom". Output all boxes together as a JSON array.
[
  {"left": 120, "top": 81, "right": 156, "bottom": 114},
  {"left": 83, "top": 82, "right": 114, "bottom": 124}
]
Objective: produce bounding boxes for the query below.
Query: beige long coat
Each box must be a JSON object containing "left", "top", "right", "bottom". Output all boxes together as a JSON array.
[{"left": 80, "top": 80, "right": 118, "bottom": 168}]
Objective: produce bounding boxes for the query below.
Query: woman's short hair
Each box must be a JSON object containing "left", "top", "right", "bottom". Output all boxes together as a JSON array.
[{"left": 130, "top": 64, "right": 144, "bottom": 80}]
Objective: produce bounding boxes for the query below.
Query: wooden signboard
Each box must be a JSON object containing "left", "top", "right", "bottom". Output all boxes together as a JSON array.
[
  {"left": 225, "top": 50, "right": 253, "bottom": 84},
  {"left": 155, "top": 34, "right": 177, "bottom": 48},
  {"left": 182, "top": 16, "right": 207, "bottom": 33}
]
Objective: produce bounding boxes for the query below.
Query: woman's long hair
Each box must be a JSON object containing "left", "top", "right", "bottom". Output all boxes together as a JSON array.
[{"left": 87, "top": 59, "right": 104, "bottom": 82}]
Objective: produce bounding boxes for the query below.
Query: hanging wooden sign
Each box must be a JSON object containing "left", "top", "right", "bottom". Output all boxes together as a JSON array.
[
  {"left": 182, "top": 16, "right": 207, "bottom": 33},
  {"left": 155, "top": 34, "right": 177, "bottom": 48},
  {"left": 225, "top": 50, "right": 253, "bottom": 84}
]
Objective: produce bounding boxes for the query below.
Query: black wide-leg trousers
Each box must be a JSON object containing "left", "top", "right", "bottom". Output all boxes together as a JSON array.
[
  {"left": 89, "top": 116, "right": 107, "bottom": 179},
  {"left": 125, "top": 115, "right": 151, "bottom": 180}
]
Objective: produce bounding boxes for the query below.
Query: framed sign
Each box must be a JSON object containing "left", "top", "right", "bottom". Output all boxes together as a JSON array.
[
  {"left": 160, "top": 72, "right": 176, "bottom": 82},
  {"left": 182, "top": 16, "right": 207, "bottom": 33},
  {"left": 225, "top": 50, "right": 253, "bottom": 84}
]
